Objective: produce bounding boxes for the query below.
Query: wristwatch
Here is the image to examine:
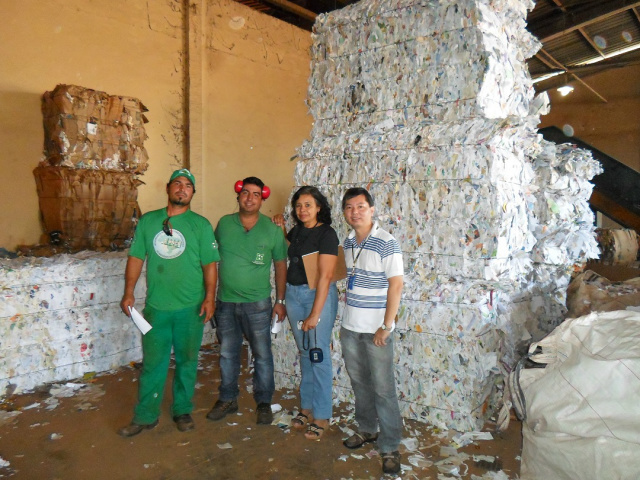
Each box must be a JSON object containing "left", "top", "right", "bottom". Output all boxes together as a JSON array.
[
  {"left": 276, "top": 299, "right": 286, "bottom": 305},
  {"left": 381, "top": 323, "right": 395, "bottom": 332}
]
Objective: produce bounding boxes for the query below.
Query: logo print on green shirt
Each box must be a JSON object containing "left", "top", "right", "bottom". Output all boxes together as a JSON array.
[{"left": 153, "top": 229, "right": 186, "bottom": 259}]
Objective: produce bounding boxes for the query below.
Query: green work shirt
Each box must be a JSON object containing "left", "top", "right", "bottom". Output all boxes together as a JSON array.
[
  {"left": 215, "top": 213, "right": 287, "bottom": 303},
  {"left": 129, "top": 208, "right": 220, "bottom": 310}
]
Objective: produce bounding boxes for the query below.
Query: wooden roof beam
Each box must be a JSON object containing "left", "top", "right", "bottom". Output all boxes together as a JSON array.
[
  {"left": 538, "top": 48, "right": 608, "bottom": 102},
  {"left": 591, "top": 190, "right": 640, "bottom": 232},
  {"left": 260, "top": 0, "right": 317, "bottom": 21},
  {"left": 550, "top": 1, "right": 608, "bottom": 62},
  {"left": 578, "top": 27, "right": 608, "bottom": 60}
]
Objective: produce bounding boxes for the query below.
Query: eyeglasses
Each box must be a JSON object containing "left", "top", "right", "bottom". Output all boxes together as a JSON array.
[{"left": 162, "top": 218, "right": 173, "bottom": 236}]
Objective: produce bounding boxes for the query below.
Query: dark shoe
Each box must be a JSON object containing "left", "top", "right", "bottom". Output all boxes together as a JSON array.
[
  {"left": 382, "top": 451, "right": 401, "bottom": 474},
  {"left": 256, "top": 403, "right": 273, "bottom": 425},
  {"left": 206, "top": 399, "right": 238, "bottom": 421},
  {"left": 118, "top": 419, "right": 159, "bottom": 437},
  {"left": 343, "top": 431, "right": 378, "bottom": 449},
  {"left": 173, "top": 414, "right": 194, "bottom": 432}
]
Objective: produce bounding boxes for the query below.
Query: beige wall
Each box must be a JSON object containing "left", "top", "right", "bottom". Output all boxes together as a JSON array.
[
  {"left": 0, "top": 0, "right": 312, "bottom": 250},
  {"left": 0, "top": 0, "right": 185, "bottom": 249},
  {"left": 193, "top": 0, "right": 313, "bottom": 222},
  {"left": 538, "top": 64, "right": 640, "bottom": 172}
]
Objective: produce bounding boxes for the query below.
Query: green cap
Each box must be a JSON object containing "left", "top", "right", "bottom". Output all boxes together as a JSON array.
[{"left": 169, "top": 168, "right": 196, "bottom": 187}]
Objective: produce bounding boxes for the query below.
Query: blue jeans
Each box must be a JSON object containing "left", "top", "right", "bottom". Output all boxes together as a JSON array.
[
  {"left": 216, "top": 298, "right": 274, "bottom": 405},
  {"left": 340, "top": 326, "right": 403, "bottom": 453},
  {"left": 286, "top": 283, "right": 338, "bottom": 420}
]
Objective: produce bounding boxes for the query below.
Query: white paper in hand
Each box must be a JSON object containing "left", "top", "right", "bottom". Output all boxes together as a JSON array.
[
  {"left": 128, "top": 306, "right": 152, "bottom": 335},
  {"left": 271, "top": 314, "right": 282, "bottom": 334}
]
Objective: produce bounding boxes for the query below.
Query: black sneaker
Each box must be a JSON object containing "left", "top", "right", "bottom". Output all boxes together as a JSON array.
[
  {"left": 206, "top": 399, "right": 238, "bottom": 421},
  {"left": 256, "top": 403, "right": 273, "bottom": 425},
  {"left": 173, "top": 414, "right": 195, "bottom": 432}
]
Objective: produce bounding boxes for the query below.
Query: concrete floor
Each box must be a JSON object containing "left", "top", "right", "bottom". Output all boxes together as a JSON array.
[{"left": 0, "top": 346, "right": 522, "bottom": 479}]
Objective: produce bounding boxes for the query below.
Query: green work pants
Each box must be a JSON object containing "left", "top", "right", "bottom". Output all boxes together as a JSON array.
[{"left": 133, "top": 304, "right": 204, "bottom": 424}]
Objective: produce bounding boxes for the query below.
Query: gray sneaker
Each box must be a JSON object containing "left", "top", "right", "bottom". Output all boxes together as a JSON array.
[
  {"left": 256, "top": 403, "right": 273, "bottom": 425},
  {"left": 206, "top": 399, "right": 238, "bottom": 421}
]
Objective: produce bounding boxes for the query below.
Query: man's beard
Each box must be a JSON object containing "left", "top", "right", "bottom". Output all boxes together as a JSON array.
[{"left": 170, "top": 197, "right": 190, "bottom": 207}]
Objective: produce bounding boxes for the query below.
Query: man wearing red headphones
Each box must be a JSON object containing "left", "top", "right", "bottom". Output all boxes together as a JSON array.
[{"left": 207, "top": 176, "right": 288, "bottom": 425}]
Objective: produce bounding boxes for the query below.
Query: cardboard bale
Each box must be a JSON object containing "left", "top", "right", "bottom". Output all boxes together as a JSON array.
[
  {"left": 41, "top": 84, "right": 149, "bottom": 173},
  {"left": 106, "top": 96, "right": 125, "bottom": 122},
  {"left": 33, "top": 166, "right": 141, "bottom": 250},
  {"left": 565, "top": 270, "right": 640, "bottom": 318}
]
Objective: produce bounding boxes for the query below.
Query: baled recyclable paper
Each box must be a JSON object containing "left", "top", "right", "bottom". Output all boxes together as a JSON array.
[{"left": 270, "top": 0, "right": 600, "bottom": 430}]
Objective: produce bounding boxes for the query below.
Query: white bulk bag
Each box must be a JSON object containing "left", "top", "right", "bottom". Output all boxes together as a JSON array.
[{"left": 519, "top": 310, "right": 640, "bottom": 480}]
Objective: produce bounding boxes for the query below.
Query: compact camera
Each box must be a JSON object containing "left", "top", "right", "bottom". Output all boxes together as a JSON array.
[{"left": 309, "top": 347, "right": 323, "bottom": 363}]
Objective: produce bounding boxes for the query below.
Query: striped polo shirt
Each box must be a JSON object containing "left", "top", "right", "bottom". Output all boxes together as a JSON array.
[{"left": 342, "top": 222, "right": 404, "bottom": 333}]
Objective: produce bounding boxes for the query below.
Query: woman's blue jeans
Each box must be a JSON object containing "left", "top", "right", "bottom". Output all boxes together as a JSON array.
[{"left": 285, "top": 282, "right": 338, "bottom": 420}]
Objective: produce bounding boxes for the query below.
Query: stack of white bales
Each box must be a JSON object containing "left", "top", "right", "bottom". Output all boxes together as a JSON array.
[{"left": 273, "top": 0, "right": 599, "bottom": 430}]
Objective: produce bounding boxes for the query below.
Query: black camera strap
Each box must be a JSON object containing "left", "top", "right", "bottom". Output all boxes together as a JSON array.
[{"left": 302, "top": 327, "right": 317, "bottom": 351}]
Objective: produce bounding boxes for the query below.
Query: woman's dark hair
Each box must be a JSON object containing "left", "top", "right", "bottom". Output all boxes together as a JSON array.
[
  {"left": 341, "top": 187, "right": 374, "bottom": 210},
  {"left": 291, "top": 186, "right": 332, "bottom": 226}
]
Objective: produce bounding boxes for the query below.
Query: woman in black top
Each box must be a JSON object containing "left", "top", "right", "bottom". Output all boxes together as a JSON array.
[{"left": 272, "top": 186, "right": 339, "bottom": 440}]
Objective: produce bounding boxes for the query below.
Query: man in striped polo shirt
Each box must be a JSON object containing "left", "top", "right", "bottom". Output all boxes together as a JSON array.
[{"left": 340, "top": 187, "right": 404, "bottom": 475}]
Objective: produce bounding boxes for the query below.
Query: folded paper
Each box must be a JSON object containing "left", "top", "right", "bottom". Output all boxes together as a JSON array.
[{"left": 128, "top": 306, "right": 152, "bottom": 335}]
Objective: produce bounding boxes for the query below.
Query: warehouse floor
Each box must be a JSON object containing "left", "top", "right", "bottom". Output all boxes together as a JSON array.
[{"left": 0, "top": 346, "right": 522, "bottom": 479}]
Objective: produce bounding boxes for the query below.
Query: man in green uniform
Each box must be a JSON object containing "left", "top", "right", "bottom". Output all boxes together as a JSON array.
[
  {"left": 206, "top": 176, "right": 287, "bottom": 425},
  {"left": 118, "top": 168, "right": 220, "bottom": 436}
]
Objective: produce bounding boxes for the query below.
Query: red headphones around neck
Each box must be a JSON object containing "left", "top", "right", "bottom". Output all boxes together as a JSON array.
[{"left": 234, "top": 180, "right": 271, "bottom": 200}]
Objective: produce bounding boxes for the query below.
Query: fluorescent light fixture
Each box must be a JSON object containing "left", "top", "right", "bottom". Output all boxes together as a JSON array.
[{"left": 557, "top": 85, "right": 574, "bottom": 96}]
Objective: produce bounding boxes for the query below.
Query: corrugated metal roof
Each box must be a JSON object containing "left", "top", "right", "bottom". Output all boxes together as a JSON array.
[{"left": 529, "top": 0, "right": 640, "bottom": 99}]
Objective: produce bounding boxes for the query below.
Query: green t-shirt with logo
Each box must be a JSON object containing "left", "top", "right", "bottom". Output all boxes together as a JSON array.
[
  {"left": 215, "top": 213, "right": 287, "bottom": 303},
  {"left": 129, "top": 208, "right": 220, "bottom": 310}
]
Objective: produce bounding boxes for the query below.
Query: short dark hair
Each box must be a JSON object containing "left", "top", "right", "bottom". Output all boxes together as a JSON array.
[
  {"left": 291, "top": 186, "right": 332, "bottom": 226},
  {"left": 342, "top": 187, "right": 374, "bottom": 210},
  {"left": 241, "top": 176, "right": 264, "bottom": 190}
]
